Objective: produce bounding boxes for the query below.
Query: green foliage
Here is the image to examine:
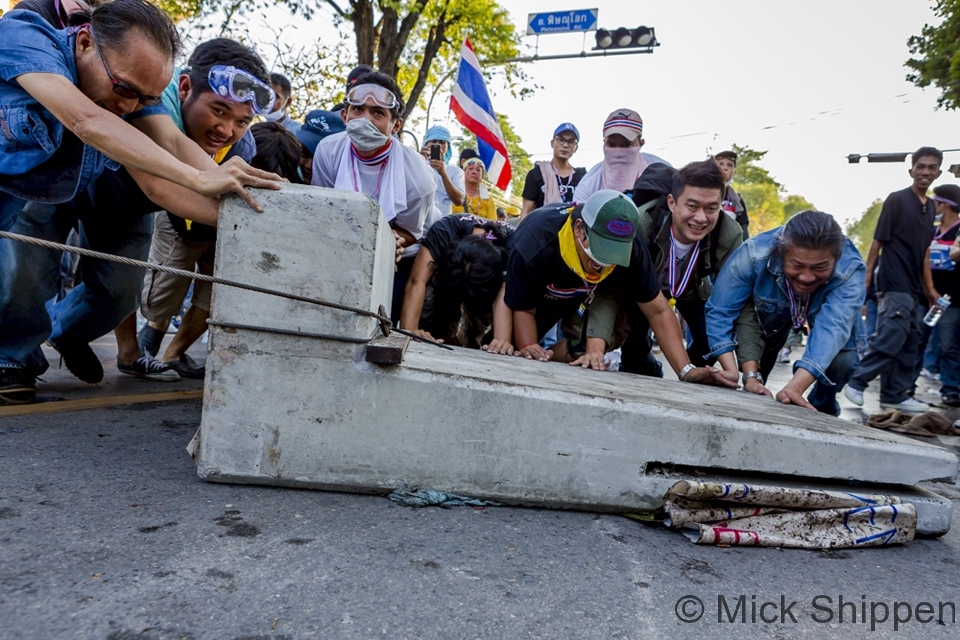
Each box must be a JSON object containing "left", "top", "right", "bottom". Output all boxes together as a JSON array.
[
  {"left": 906, "top": 0, "right": 960, "bottom": 110},
  {"left": 845, "top": 199, "right": 883, "bottom": 258},
  {"left": 729, "top": 144, "right": 815, "bottom": 234}
]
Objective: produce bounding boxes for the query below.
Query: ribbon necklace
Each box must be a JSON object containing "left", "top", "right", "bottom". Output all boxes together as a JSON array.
[
  {"left": 785, "top": 279, "right": 811, "bottom": 329},
  {"left": 667, "top": 227, "right": 701, "bottom": 305},
  {"left": 350, "top": 141, "right": 391, "bottom": 197},
  {"left": 553, "top": 162, "right": 573, "bottom": 202}
]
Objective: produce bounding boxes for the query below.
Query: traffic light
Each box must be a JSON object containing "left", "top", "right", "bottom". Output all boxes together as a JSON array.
[{"left": 594, "top": 26, "right": 658, "bottom": 50}]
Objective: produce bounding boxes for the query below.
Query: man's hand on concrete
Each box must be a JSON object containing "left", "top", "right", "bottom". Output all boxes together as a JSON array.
[
  {"left": 776, "top": 385, "right": 816, "bottom": 411},
  {"left": 519, "top": 344, "right": 553, "bottom": 362},
  {"left": 569, "top": 351, "right": 606, "bottom": 371},
  {"left": 483, "top": 339, "right": 514, "bottom": 356},
  {"left": 411, "top": 329, "right": 440, "bottom": 343},
  {"left": 197, "top": 157, "right": 284, "bottom": 212},
  {"left": 683, "top": 367, "right": 739, "bottom": 388},
  {"left": 744, "top": 377, "right": 773, "bottom": 397}
]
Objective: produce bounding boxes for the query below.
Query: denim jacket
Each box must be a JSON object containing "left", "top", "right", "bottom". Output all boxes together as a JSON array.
[
  {"left": 706, "top": 227, "right": 866, "bottom": 385},
  {"left": 0, "top": 12, "right": 165, "bottom": 204}
]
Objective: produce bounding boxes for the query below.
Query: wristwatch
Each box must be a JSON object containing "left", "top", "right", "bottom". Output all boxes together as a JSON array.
[
  {"left": 743, "top": 371, "right": 764, "bottom": 385},
  {"left": 678, "top": 363, "right": 696, "bottom": 381}
]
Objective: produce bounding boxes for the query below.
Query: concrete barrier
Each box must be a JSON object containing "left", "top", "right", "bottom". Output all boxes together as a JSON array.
[{"left": 194, "top": 186, "right": 958, "bottom": 536}]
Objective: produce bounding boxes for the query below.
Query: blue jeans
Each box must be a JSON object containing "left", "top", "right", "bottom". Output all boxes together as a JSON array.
[
  {"left": 0, "top": 177, "right": 154, "bottom": 375},
  {"left": 938, "top": 307, "right": 960, "bottom": 396}
]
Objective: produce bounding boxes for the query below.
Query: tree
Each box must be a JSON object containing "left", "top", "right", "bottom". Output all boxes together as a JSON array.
[
  {"left": 906, "top": 0, "right": 960, "bottom": 110},
  {"left": 845, "top": 199, "right": 883, "bottom": 258},
  {"left": 729, "top": 144, "right": 816, "bottom": 234}
]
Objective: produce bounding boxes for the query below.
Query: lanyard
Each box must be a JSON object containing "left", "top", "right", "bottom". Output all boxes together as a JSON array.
[
  {"left": 785, "top": 280, "right": 810, "bottom": 329},
  {"left": 935, "top": 219, "right": 960, "bottom": 241},
  {"left": 667, "top": 227, "right": 700, "bottom": 301},
  {"left": 350, "top": 144, "right": 389, "bottom": 197},
  {"left": 553, "top": 163, "right": 575, "bottom": 201},
  {"left": 577, "top": 281, "right": 599, "bottom": 318}
]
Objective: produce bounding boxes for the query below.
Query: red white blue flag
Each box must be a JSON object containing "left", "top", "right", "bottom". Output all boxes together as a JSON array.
[{"left": 450, "top": 38, "right": 512, "bottom": 190}]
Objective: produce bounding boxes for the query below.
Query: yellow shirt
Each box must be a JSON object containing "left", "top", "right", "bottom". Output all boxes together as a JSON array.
[{"left": 453, "top": 194, "right": 497, "bottom": 221}]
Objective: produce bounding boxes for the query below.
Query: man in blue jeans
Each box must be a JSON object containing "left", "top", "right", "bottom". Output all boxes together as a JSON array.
[
  {"left": 707, "top": 210, "right": 865, "bottom": 415},
  {"left": 844, "top": 148, "right": 942, "bottom": 413},
  {"left": 0, "top": 2, "right": 281, "bottom": 404}
]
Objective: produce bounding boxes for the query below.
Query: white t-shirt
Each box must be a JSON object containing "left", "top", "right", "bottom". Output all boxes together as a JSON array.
[
  {"left": 312, "top": 132, "right": 436, "bottom": 257},
  {"left": 431, "top": 164, "right": 465, "bottom": 216},
  {"left": 573, "top": 152, "right": 671, "bottom": 202}
]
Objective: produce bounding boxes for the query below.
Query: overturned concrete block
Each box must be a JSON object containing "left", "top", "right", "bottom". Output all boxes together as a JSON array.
[{"left": 196, "top": 186, "right": 958, "bottom": 536}]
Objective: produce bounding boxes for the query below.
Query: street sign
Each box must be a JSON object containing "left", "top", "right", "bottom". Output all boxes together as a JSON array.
[{"left": 526, "top": 9, "right": 599, "bottom": 35}]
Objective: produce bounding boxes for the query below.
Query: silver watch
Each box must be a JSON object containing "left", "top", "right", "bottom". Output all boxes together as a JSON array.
[
  {"left": 678, "top": 363, "right": 696, "bottom": 381},
  {"left": 743, "top": 371, "right": 764, "bottom": 385}
]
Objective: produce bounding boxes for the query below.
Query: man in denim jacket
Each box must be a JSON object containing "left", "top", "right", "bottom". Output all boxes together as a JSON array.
[{"left": 706, "top": 211, "right": 865, "bottom": 415}]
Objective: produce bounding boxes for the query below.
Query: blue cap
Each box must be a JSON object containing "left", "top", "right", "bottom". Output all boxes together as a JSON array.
[
  {"left": 553, "top": 122, "right": 580, "bottom": 141},
  {"left": 424, "top": 125, "right": 451, "bottom": 143},
  {"left": 297, "top": 110, "right": 345, "bottom": 155}
]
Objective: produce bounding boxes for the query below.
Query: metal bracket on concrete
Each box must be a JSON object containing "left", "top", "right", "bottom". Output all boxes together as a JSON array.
[{"left": 366, "top": 334, "right": 411, "bottom": 365}]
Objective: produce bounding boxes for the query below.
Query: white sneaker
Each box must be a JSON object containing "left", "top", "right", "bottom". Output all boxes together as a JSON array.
[
  {"left": 919, "top": 368, "right": 940, "bottom": 381},
  {"left": 880, "top": 397, "right": 930, "bottom": 414},
  {"left": 777, "top": 348, "right": 791, "bottom": 363},
  {"left": 844, "top": 385, "right": 864, "bottom": 407}
]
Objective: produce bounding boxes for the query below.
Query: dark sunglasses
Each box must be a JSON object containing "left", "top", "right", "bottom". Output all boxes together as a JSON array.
[{"left": 90, "top": 29, "right": 163, "bottom": 107}]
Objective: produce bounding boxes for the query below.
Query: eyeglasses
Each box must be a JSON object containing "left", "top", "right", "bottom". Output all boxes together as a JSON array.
[
  {"left": 90, "top": 28, "right": 163, "bottom": 106},
  {"left": 346, "top": 83, "right": 399, "bottom": 110},
  {"left": 207, "top": 65, "right": 276, "bottom": 115},
  {"left": 553, "top": 136, "right": 578, "bottom": 148}
]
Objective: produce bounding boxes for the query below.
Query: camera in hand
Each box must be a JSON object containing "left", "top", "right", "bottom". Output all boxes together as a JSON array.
[{"left": 430, "top": 144, "right": 442, "bottom": 161}]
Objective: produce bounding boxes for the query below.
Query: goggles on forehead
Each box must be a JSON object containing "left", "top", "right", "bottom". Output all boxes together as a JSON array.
[
  {"left": 463, "top": 158, "right": 485, "bottom": 170},
  {"left": 207, "top": 65, "right": 275, "bottom": 115},
  {"left": 346, "top": 83, "right": 399, "bottom": 110}
]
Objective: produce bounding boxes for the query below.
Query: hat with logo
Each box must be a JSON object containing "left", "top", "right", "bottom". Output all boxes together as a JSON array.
[
  {"left": 297, "top": 110, "right": 346, "bottom": 155},
  {"left": 603, "top": 109, "right": 643, "bottom": 142},
  {"left": 580, "top": 190, "right": 640, "bottom": 266},
  {"left": 553, "top": 122, "right": 580, "bottom": 141}
]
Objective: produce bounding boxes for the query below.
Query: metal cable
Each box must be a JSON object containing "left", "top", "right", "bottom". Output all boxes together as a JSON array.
[{"left": 0, "top": 229, "right": 454, "bottom": 350}]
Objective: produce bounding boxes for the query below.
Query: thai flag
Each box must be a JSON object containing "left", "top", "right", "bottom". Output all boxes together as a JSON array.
[{"left": 450, "top": 38, "right": 512, "bottom": 190}]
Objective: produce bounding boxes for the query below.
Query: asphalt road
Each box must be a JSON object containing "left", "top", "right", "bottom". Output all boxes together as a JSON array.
[{"left": 3, "top": 341, "right": 960, "bottom": 639}]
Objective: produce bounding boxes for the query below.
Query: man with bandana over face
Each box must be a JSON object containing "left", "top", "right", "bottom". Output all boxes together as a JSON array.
[
  {"left": 311, "top": 71, "right": 436, "bottom": 321},
  {"left": 573, "top": 109, "right": 670, "bottom": 202}
]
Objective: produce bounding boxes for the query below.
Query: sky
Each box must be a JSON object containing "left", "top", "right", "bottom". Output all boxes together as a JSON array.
[{"left": 245, "top": 0, "right": 957, "bottom": 226}]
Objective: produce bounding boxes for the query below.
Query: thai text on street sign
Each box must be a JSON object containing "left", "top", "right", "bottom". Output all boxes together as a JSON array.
[{"left": 526, "top": 9, "right": 599, "bottom": 35}]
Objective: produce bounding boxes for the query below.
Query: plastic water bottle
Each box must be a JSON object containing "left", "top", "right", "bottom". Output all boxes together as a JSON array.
[{"left": 924, "top": 294, "right": 952, "bottom": 327}]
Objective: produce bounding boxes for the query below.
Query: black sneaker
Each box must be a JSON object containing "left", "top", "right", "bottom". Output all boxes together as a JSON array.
[
  {"left": 165, "top": 353, "right": 205, "bottom": 379},
  {"left": 942, "top": 393, "right": 960, "bottom": 408},
  {"left": 0, "top": 369, "right": 37, "bottom": 405},
  {"left": 137, "top": 324, "right": 165, "bottom": 358},
  {"left": 117, "top": 355, "right": 180, "bottom": 381},
  {"left": 49, "top": 340, "right": 103, "bottom": 384}
]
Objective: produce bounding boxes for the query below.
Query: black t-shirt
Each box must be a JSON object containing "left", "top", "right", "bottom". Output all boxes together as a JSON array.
[
  {"left": 521, "top": 165, "right": 587, "bottom": 208},
  {"left": 874, "top": 187, "right": 936, "bottom": 297},
  {"left": 420, "top": 214, "right": 514, "bottom": 263},
  {"left": 504, "top": 204, "right": 661, "bottom": 337},
  {"left": 931, "top": 221, "right": 960, "bottom": 306}
]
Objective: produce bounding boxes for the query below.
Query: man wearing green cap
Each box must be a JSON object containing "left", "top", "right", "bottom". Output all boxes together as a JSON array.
[{"left": 496, "top": 190, "right": 738, "bottom": 387}]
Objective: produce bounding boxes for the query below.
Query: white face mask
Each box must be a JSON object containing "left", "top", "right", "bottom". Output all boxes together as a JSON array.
[
  {"left": 346, "top": 118, "right": 390, "bottom": 152},
  {"left": 263, "top": 109, "right": 285, "bottom": 122}
]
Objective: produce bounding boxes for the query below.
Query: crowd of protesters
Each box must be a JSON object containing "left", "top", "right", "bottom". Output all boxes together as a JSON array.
[{"left": 1, "top": 0, "right": 957, "bottom": 419}]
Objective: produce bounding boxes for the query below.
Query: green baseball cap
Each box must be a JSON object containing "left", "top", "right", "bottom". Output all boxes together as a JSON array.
[{"left": 581, "top": 190, "right": 640, "bottom": 266}]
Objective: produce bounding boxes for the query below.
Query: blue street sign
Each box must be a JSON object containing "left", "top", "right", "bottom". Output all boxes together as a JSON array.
[{"left": 526, "top": 9, "right": 599, "bottom": 35}]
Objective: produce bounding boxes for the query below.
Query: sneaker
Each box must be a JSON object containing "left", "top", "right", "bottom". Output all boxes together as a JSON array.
[
  {"left": 941, "top": 393, "right": 960, "bottom": 408},
  {"left": 880, "top": 397, "right": 930, "bottom": 414},
  {"left": 137, "top": 324, "right": 165, "bottom": 358},
  {"left": 777, "top": 347, "right": 791, "bottom": 363},
  {"left": 920, "top": 368, "right": 941, "bottom": 381},
  {"left": 117, "top": 355, "right": 180, "bottom": 382},
  {"left": 0, "top": 368, "right": 36, "bottom": 405},
  {"left": 843, "top": 385, "right": 864, "bottom": 407},
  {"left": 49, "top": 340, "right": 103, "bottom": 384},
  {"left": 164, "top": 353, "right": 205, "bottom": 379}
]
